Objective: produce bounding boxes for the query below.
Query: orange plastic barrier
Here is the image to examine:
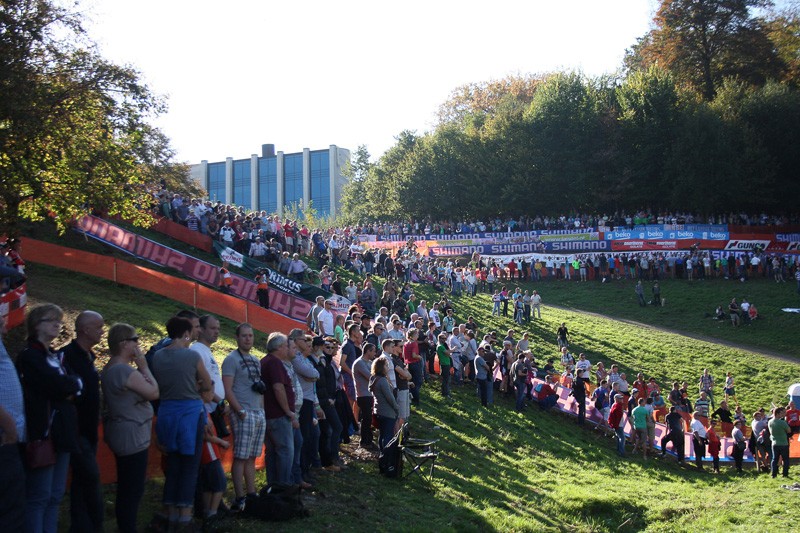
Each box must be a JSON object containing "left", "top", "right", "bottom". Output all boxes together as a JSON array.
[
  {"left": 22, "top": 238, "right": 302, "bottom": 334},
  {"left": 1, "top": 283, "right": 27, "bottom": 329},
  {"left": 151, "top": 217, "right": 213, "bottom": 253}
]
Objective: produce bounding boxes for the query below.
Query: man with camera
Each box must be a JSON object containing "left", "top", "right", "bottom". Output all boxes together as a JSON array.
[{"left": 221, "top": 323, "right": 266, "bottom": 511}]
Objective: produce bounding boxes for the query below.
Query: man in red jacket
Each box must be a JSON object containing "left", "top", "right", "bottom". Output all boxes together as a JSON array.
[{"left": 608, "top": 394, "right": 627, "bottom": 457}]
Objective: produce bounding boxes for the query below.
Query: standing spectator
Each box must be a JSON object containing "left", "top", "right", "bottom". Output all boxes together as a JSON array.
[
  {"left": 17, "top": 304, "right": 83, "bottom": 533},
  {"left": 311, "top": 337, "right": 343, "bottom": 470},
  {"left": 730, "top": 419, "right": 747, "bottom": 473},
  {"left": 474, "top": 347, "right": 490, "bottom": 407},
  {"left": 222, "top": 324, "right": 267, "bottom": 510},
  {"left": 437, "top": 334, "right": 452, "bottom": 399},
  {"left": 608, "top": 394, "right": 627, "bottom": 457},
  {"left": 531, "top": 290, "right": 542, "bottom": 319},
  {"left": 404, "top": 328, "right": 423, "bottom": 407},
  {"left": 0, "top": 313, "right": 26, "bottom": 531},
  {"left": 316, "top": 300, "right": 335, "bottom": 338},
  {"left": 556, "top": 322, "right": 570, "bottom": 348},
  {"left": 631, "top": 398, "right": 650, "bottom": 459},
  {"left": 191, "top": 315, "right": 225, "bottom": 413},
  {"left": 292, "top": 332, "right": 321, "bottom": 486},
  {"left": 369, "top": 357, "right": 399, "bottom": 450},
  {"left": 635, "top": 281, "right": 646, "bottom": 306},
  {"left": 102, "top": 324, "right": 158, "bottom": 533},
  {"left": 511, "top": 353, "right": 528, "bottom": 412},
  {"left": 571, "top": 376, "right": 587, "bottom": 425},
  {"left": 690, "top": 412, "right": 708, "bottom": 471},
  {"left": 260, "top": 333, "right": 298, "bottom": 487},
  {"left": 62, "top": 311, "right": 105, "bottom": 533},
  {"left": 151, "top": 317, "right": 212, "bottom": 529},
  {"left": 769, "top": 406, "right": 792, "bottom": 478}
]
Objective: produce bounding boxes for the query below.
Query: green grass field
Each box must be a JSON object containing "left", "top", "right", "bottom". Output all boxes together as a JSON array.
[
  {"left": 10, "top": 223, "right": 800, "bottom": 532},
  {"left": 9, "top": 258, "right": 800, "bottom": 532}
]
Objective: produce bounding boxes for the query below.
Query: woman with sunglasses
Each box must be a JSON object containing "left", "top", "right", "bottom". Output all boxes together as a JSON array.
[
  {"left": 101, "top": 324, "right": 159, "bottom": 533},
  {"left": 16, "top": 304, "right": 83, "bottom": 533}
]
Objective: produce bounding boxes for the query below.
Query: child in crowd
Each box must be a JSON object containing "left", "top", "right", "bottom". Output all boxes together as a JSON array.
[
  {"left": 200, "top": 390, "right": 230, "bottom": 521},
  {"left": 724, "top": 372, "right": 736, "bottom": 405},
  {"left": 491, "top": 290, "right": 501, "bottom": 316}
]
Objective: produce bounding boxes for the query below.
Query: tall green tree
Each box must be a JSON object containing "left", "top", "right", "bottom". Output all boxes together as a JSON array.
[
  {"left": 0, "top": 0, "right": 188, "bottom": 237},
  {"left": 626, "top": 0, "right": 781, "bottom": 100},
  {"left": 339, "top": 145, "right": 374, "bottom": 224}
]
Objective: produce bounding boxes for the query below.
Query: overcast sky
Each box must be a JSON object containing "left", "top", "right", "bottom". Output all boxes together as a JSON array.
[{"left": 83, "top": 0, "right": 662, "bottom": 163}]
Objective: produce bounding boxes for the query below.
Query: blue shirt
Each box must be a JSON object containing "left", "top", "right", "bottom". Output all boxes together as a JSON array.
[{"left": 0, "top": 338, "right": 26, "bottom": 440}]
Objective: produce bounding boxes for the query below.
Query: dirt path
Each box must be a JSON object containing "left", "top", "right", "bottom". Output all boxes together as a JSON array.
[{"left": 549, "top": 304, "right": 799, "bottom": 365}]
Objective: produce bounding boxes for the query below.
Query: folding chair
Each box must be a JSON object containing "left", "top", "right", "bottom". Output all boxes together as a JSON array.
[{"left": 398, "top": 424, "right": 439, "bottom": 490}]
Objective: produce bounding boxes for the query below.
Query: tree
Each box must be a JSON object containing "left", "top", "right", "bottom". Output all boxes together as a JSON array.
[
  {"left": 626, "top": 0, "right": 781, "bottom": 100},
  {"left": 339, "top": 145, "right": 374, "bottom": 224},
  {"left": 0, "top": 0, "right": 189, "bottom": 237}
]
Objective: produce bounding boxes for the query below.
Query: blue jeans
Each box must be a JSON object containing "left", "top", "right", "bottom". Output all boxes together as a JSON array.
[
  {"left": 266, "top": 416, "right": 294, "bottom": 486},
  {"left": 615, "top": 427, "right": 627, "bottom": 457},
  {"left": 378, "top": 415, "right": 396, "bottom": 450},
  {"left": 515, "top": 379, "right": 527, "bottom": 410},
  {"left": 26, "top": 451, "right": 70, "bottom": 533},
  {"left": 163, "top": 416, "right": 203, "bottom": 507},
  {"left": 320, "top": 401, "right": 343, "bottom": 465},
  {"left": 477, "top": 378, "right": 488, "bottom": 406},
  {"left": 487, "top": 375, "right": 494, "bottom": 406},
  {"left": 772, "top": 444, "right": 790, "bottom": 477}
]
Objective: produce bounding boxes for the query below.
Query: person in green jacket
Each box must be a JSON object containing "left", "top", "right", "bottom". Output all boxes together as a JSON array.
[{"left": 768, "top": 406, "right": 792, "bottom": 478}]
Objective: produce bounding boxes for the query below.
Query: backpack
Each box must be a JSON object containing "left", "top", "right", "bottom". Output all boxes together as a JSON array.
[
  {"left": 243, "top": 484, "right": 309, "bottom": 521},
  {"left": 378, "top": 432, "right": 403, "bottom": 478}
]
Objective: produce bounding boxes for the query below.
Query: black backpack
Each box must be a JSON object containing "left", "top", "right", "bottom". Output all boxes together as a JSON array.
[
  {"left": 378, "top": 432, "right": 403, "bottom": 478},
  {"left": 243, "top": 484, "right": 309, "bottom": 522}
]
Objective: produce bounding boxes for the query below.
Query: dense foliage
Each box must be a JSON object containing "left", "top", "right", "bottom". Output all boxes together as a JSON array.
[
  {"left": 0, "top": 0, "right": 196, "bottom": 237},
  {"left": 341, "top": 2, "right": 800, "bottom": 224}
]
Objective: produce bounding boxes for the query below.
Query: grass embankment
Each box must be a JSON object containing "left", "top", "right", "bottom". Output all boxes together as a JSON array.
[{"left": 10, "top": 261, "right": 800, "bottom": 532}]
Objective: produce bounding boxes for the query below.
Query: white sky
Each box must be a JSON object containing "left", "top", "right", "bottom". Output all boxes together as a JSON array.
[{"left": 82, "top": 0, "right": 660, "bottom": 164}]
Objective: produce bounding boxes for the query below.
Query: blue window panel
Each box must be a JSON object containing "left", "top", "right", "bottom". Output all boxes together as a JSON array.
[
  {"left": 258, "top": 157, "right": 277, "bottom": 214},
  {"left": 207, "top": 162, "right": 226, "bottom": 203},
  {"left": 309, "top": 150, "right": 330, "bottom": 216},
  {"left": 232, "top": 159, "right": 251, "bottom": 210},
  {"left": 283, "top": 153, "right": 304, "bottom": 208}
]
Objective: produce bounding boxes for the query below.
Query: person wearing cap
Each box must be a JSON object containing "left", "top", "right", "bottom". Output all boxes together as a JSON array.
[
  {"left": 249, "top": 237, "right": 267, "bottom": 260},
  {"left": 608, "top": 394, "right": 628, "bottom": 457}
]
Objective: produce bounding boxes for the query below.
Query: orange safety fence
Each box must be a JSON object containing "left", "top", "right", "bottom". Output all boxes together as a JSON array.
[
  {"left": 23, "top": 238, "right": 302, "bottom": 334},
  {"left": 151, "top": 217, "right": 213, "bottom": 253}
]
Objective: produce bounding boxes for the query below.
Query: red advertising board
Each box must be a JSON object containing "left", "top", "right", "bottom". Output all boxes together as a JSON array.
[{"left": 610, "top": 239, "right": 726, "bottom": 251}]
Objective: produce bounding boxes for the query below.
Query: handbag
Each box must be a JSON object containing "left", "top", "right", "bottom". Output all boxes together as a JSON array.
[{"left": 25, "top": 406, "right": 56, "bottom": 469}]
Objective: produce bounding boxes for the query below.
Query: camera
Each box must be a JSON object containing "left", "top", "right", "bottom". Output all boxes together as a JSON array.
[{"left": 251, "top": 380, "right": 267, "bottom": 394}]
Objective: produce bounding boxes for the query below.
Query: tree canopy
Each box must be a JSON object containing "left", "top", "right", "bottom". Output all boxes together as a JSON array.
[
  {"left": 0, "top": 0, "right": 196, "bottom": 237},
  {"left": 338, "top": 1, "right": 800, "bottom": 224}
]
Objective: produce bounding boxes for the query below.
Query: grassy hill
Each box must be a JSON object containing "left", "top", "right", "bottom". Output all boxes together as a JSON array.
[{"left": 9, "top": 255, "right": 800, "bottom": 532}]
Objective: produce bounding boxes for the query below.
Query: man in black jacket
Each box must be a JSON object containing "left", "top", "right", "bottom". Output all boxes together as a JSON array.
[{"left": 62, "top": 310, "right": 105, "bottom": 533}]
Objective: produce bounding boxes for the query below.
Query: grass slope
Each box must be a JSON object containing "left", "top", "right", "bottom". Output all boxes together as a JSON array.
[{"left": 9, "top": 261, "right": 800, "bottom": 532}]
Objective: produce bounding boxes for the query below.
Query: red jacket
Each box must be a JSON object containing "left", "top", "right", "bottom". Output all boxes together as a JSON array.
[{"left": 609, "top": 402, "right": 626, "bottom": 429}]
